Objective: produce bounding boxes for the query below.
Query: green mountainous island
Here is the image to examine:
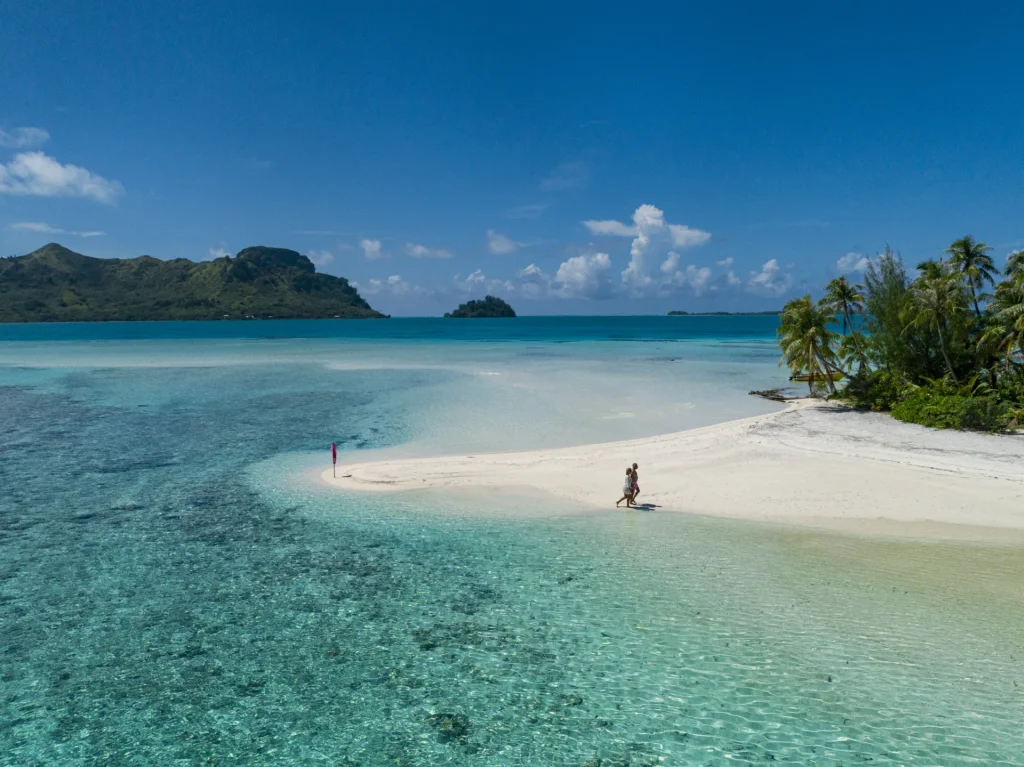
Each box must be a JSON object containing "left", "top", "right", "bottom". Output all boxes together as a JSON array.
[
  {"left": 444, "top": 295, "right": 517, "bottom": 318},
  {"left": 0, "top": 243, "right": 386, "bottom": 322}
]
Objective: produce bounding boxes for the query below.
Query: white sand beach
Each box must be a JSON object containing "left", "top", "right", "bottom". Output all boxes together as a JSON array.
[{"left": 322, "top": 401, "right": 1024, "bottom": 537}]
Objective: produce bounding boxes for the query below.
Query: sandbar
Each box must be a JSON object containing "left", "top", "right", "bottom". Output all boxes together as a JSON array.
[{"left": 321, "top": 401, "right": 1024, "bottom": 539}]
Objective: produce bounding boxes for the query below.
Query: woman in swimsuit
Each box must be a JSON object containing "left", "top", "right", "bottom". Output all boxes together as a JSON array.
[
  {"left": 631, "top": 463, "right": 640, "bottom": 501},
  {"left": 616, "top": 467, "right": 634, "bottom": 507}
]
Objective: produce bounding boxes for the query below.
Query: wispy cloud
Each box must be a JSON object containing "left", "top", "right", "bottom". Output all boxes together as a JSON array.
[
  {"left": 354, "top": 274, "right": 422, "bottom": 297},
  {"left": 307, "top": 249, "right": 334, "bottom": 267},
  {"left": 406, "top": 242, "right": 454, "bottom": 259},
  {"left": 0, "top": 127, "right": 50, "bottom": 149},
  {"left": 360, "top": 239, "right": 388, "bottom": 260},
  {"left": 7, "top": 221, "right": 104, "bottom": 237},
  {"left": 453, "top": 269, "right": 514, "bottom": 296},
  {"left": 487, "top": 229, "right": 521, "bottom": 254},
  {"left": 505, "top": 203, "right": 547, "bottom": 219},
  {"left": 583, "top": 219, "right": 637, "bottom": 237},
  {"left": 540, "top": 161, "right": 589, "bottom": 190},
  {"left": 208, "top": 247, "right": 231, "bottom": 259},
  {"left": 0, "top": 151, "right": 123, "bottom": 203}
]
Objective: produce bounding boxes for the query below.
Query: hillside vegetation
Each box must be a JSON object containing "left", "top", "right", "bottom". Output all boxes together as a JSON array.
[{"left": 0, "top": 244, "right": 385, "bottom": 321}]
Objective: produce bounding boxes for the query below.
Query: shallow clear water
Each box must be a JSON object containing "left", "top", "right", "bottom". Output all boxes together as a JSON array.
[{"left": 2, "top": 319, "right": 1022, "bottom": 766}]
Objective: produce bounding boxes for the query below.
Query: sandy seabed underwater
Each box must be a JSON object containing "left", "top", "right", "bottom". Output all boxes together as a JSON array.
[{"left": 1, "top": 318, "right": 1022, "bottom": 766}]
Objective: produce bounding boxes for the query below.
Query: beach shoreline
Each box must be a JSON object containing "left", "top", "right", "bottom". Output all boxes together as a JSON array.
[{"left": 320, "top": 400, "right": 1024, "bottom": 540}]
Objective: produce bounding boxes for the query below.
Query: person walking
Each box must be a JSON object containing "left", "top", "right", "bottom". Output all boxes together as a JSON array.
[
  {"left": 630, "top": 463, "right": 640, "bottom": 502},
  {"left": 616, "top": 467, "right": 634, "bottom": 507}
]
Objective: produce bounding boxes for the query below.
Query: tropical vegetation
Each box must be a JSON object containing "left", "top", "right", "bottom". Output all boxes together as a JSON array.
[
  {"left": 777, "top": 237, "right": 1024, "bottom": 431},
  {"left": 444, "top": 295, "right": 516, "bottom": 318},
  {"left": 0, "top": 243, "right": 386, "bottom": 321}
]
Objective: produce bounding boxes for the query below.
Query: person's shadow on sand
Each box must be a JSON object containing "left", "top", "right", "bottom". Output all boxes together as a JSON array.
[{"left": 631, "top": 503, "right": 658, "bottom": 511}]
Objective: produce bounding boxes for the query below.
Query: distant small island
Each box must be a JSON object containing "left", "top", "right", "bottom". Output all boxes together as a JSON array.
[
  {"left": 668, "top": 310, "right": 781, "bottom": 316},
  {"left": 444, "top": 295, "right": 516, "bottom": 318},
  {"left": 0, "top": 243, "right": 386, "bottom": 322}
]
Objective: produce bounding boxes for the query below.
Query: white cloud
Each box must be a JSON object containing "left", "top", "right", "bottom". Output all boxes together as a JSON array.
[
  {"left": 541, "top": 161, "right": 589, "bottom": 190},
  {"left": 7, "top": 221, "right": 105, "bottom": 238},
  {"left": 0, "top": 151, "right": 123, "bottom": 203},
  {"left": 360, "top": 239, "right": 387, "bottom": 260},
  {"left": 835, "top": 251, "right": 870, "bottom": 273},
  {"left": 747, "top": 259, "right": 793, "bottom": 297},
  {"left": 406, "top": 242, "right": 454, "bottom": 259},
  {"left": 357, "top": 275, "right": 422, "bottom": 297},
  {"left": 583, "top": 219, "right": 638, "bottom": 237},
  {"left": 0, "top": 127, "right": 50, "bottom": 149},
  {"left": 505, "top": 203, "right": 547, "bottom": 219},
  {"left": 609, "top": 204, "right": 711, "bottom": 295},
  {"left": 715, "top": 258, "right": 741, "bottom": 286},
  {"left": 517, "top": 263, "right": 551, "bottom": 299},
  {"left": 487, "top": 229, "right": 520, "bottom": 254},
  {"left": 554, "top": 251, "right": 614, "bottom": 298},
  {"left": 307, "top": 249, "right": 334, "bottom": 266},
  {"left": 453, "top": 269, "right": 514, "bottom": 295},
  {"left": 659, "top": 252, "right": 713, "bottom": 296},
  {"left": 209, "top": 247, "right": 230, "bottom": 259},
  {"left": 669, "top": 224, "right": 712, "bottom": 248}
]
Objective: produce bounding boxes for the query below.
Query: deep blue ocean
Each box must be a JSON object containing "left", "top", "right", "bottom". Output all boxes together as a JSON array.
[{"left": 1, "top": 317, "right": 1021, "bottom": 766}]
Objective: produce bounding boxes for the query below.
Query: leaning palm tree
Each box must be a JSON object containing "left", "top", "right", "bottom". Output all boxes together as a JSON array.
[
  {"left": 979, "top": 273, "right": 1024, "bottom": 369},
  {"left": 778, "top": 295, "right": 841, "bottom": 395},
  {"left": 945, "top": 235, "right": 999, "bottom": 317},
  {"left": 906, "top": 268, "right": 969, "bottom": 382}
]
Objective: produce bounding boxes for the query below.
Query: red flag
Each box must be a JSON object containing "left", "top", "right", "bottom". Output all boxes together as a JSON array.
[{"left": 331, "top": 442, "right": 337, "bottom": 464}]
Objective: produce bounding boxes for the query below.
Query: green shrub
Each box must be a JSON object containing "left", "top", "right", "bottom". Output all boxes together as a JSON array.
[
  {"left": 891, "top": 388, "right": 1007, "bottom": 431},
  {"left": 838, "top": 370, "right": 910, "bottom": 411}
]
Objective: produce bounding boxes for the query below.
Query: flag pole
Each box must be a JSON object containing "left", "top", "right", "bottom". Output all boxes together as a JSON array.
[{"left": 331, "top": 442, "right": 337, "bottom": 478}]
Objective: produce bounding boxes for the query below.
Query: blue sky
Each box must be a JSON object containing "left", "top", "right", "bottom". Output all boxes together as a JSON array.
[{"left": 2, "top": 1, "right": 1023, "bottom": 316}]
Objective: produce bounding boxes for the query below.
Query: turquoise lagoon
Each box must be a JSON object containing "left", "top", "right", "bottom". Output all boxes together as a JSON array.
[{"left": 1, "top": 317, "right": 1021, "bottom": 766}]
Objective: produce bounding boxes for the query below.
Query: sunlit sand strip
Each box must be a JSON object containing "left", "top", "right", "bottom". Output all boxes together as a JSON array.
[{"left": 321, "top": 401, "right": 1024, "bottom": 537}]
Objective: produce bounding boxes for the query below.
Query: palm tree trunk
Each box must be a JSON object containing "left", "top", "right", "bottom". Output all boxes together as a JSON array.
[
  {"left": 815, "top": 348, "right": 838, "bottom": 395},
  {"left": 970, "top": 284, "right": 981, "bottom": 318},
  {"left": 936, "top": 322, "right": 958, "bottom": 382},
  {"left": 807, "top": 340, "right": 817, "bottom": 397}
]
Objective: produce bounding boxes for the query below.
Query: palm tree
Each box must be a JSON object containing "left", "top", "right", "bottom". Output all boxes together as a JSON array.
[
  {"left": 1006, "top": 249, "right": 1024, "bottom": 280},
  {"left": 837, "top": 330, "right": 870, "bottom": 373},
  {"left": 820, "top": 276, "right": 865, "bottom": 335},
  {"left": 979, "top": 273, "right": 1024, "bottom": 368},
  {"left": 906, "top": 268, "right": 969, "bottom": 382},
  {"left": 945, "top": 235, "right": 999, "bottom": 317},
  {"left": 820, "top": 275, "right": 868, "bottom": 370},
  {"left": 778, "top": 295, "right": 841, "bottom": 395},
  {"left": 916, "top": 259, "right": 945, "bottom": 280}
]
